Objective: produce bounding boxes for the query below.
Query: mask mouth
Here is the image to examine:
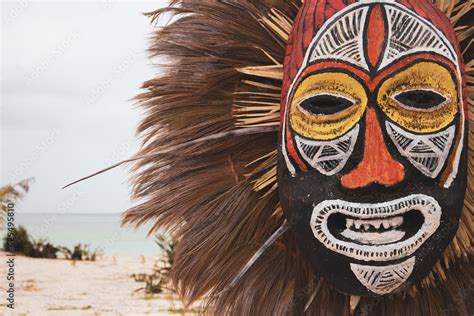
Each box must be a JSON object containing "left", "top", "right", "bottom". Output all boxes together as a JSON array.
[
  {"left": 310, "top": 194, "right": 441, "bottom": 262},
  {"left": 328, "top": 209, "right": 424, "bottom": 245}
]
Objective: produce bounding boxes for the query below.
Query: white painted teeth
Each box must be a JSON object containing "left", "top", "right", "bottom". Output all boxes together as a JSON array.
[
  {"left": 347, "top": 219, "right": 354, "bottom": 228},
  {"left": 343, "top": 216, "right": 406, "bottom": 245},
  {"left": 311, "top": 194, "right": 442, "bottom": 262},
  {"left": 391, "top": 216, "right": 403, "bottom": 227},
  {"left": 341, "top": 230, "right": 405, "bottom": 245},
  {"left": 345, "top": 216, "right": 404, "bottom": 231}
]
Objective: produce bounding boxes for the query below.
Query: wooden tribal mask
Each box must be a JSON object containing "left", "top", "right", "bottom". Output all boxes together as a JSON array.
[{"left": 279, "top": 0, "right": 468, "bottom": 296}]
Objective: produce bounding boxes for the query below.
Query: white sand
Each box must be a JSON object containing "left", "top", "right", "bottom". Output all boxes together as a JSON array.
[{"left": 0, "top": 252, "right": 198, "bottom": 315}]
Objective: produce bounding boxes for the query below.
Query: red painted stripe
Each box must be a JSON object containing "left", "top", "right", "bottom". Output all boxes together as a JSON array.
[{"left": 366, "top": 5, "right": 386, "bottom": 68}]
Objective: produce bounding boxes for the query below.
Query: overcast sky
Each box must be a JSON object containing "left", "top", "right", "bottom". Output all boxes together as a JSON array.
[{"left": 1, "top": 1, "right": 168, "bottom": 214}]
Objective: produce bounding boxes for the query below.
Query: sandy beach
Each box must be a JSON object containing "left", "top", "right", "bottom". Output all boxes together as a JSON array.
[{"left": 0, "top": 252, "right": 198, "bottom": 315}]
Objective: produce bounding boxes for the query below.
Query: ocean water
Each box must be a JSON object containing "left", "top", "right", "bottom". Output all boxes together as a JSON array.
[{"left": 5, "top": 213, "right": 160, "bottom": 256}]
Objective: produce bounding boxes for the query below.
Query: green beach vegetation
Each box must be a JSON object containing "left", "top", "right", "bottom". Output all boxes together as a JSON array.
[
  {"left": 1, "top": 178, "right": 104, "bottom": 261},
  {"left": 133, "top": 234, "right": 175, "bottom": 294},
  {"left": 2, "top": 224, "right": 103, "bottom": 261}
]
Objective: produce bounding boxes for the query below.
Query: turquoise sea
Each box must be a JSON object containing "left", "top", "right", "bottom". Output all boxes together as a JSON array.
[{"left": 5, "top": 213, "right": 159, "bottom": 256}]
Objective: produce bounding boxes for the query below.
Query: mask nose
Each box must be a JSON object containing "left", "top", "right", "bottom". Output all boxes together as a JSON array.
[{"left": 341, "top": 108, "right": 405, "bottom": 189}]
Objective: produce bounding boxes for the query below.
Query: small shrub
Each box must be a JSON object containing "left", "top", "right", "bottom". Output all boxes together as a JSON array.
[
  {"left": 133, "top": 234, "right": 176, "bottom": 294},
  {"left": 59, "top": 243, "right": 103, "bottom": 261},
  {"left": 30, "top": 238, "right": 59, "bottom": 259},
  {"left": 2, "top": 225, "right": 59, "bottom": 258},
  {"left": 2, "top": 225, "right": 102, "bottom": 261},
  {"left": 3, "top": 225, "right": 33, "bottom": 255}
]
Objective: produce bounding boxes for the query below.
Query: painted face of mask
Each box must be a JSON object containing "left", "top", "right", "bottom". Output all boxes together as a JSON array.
[{"left": 278, "top": 0, "right": 468, "bottom": 296}]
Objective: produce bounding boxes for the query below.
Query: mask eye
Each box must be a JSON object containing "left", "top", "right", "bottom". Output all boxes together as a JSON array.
[
  {"left": 300, "top": 94, "right": 354, "bottom": 115},
  {"left": 394, "top": 90, "right": 447, "bottom": 110}
]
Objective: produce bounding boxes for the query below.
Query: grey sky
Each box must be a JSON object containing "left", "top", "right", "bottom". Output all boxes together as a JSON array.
[{"left": 1, "top": 1, "right": 168, "bottom": 214}]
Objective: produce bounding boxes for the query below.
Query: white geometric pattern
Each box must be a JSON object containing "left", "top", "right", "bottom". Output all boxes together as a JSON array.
[
  {"left": 295, "top": 125, "right": 359, "bottom": 175},
  {"left": 307, "top": 2, "right": 457, "bottom": 72},
  {"left": 380, "top": 5, "right": 457, "bottom": 69},
  {"left": 350, "top": 257, "right": 415, "bottom": 295},
  {"left": 386, "top": 122, "right": 455, "bottom": 178},
  {"left": 309, "top": 7, "right": 369, "bottom": 70}
]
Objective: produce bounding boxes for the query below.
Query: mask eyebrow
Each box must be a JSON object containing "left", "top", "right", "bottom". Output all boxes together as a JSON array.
[
  {"left": 293, "top": 53, "right": 458, "bottom": 97},
  {"left": 371, "top": 53, "right": 459, "bottom": 91}
]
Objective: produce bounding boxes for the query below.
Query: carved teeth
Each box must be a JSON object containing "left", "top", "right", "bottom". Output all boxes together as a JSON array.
[
  {"left": 391, "top": 216, "right": 403, "bottom": 227},
  {"left": 347, "top": 219, "right": 354, "bottom": 229},
  {"left": 311, "top": 195, "right": 442, "bottom": 262},
  {"left": 342, "top": 216, "right": 407, "bottom": 245},
  {"left": 345, "top": 216, "right": 404, "bottom": 231},
  {"left": 341, "top": 230, "right": 406, "bottom": 245}
]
